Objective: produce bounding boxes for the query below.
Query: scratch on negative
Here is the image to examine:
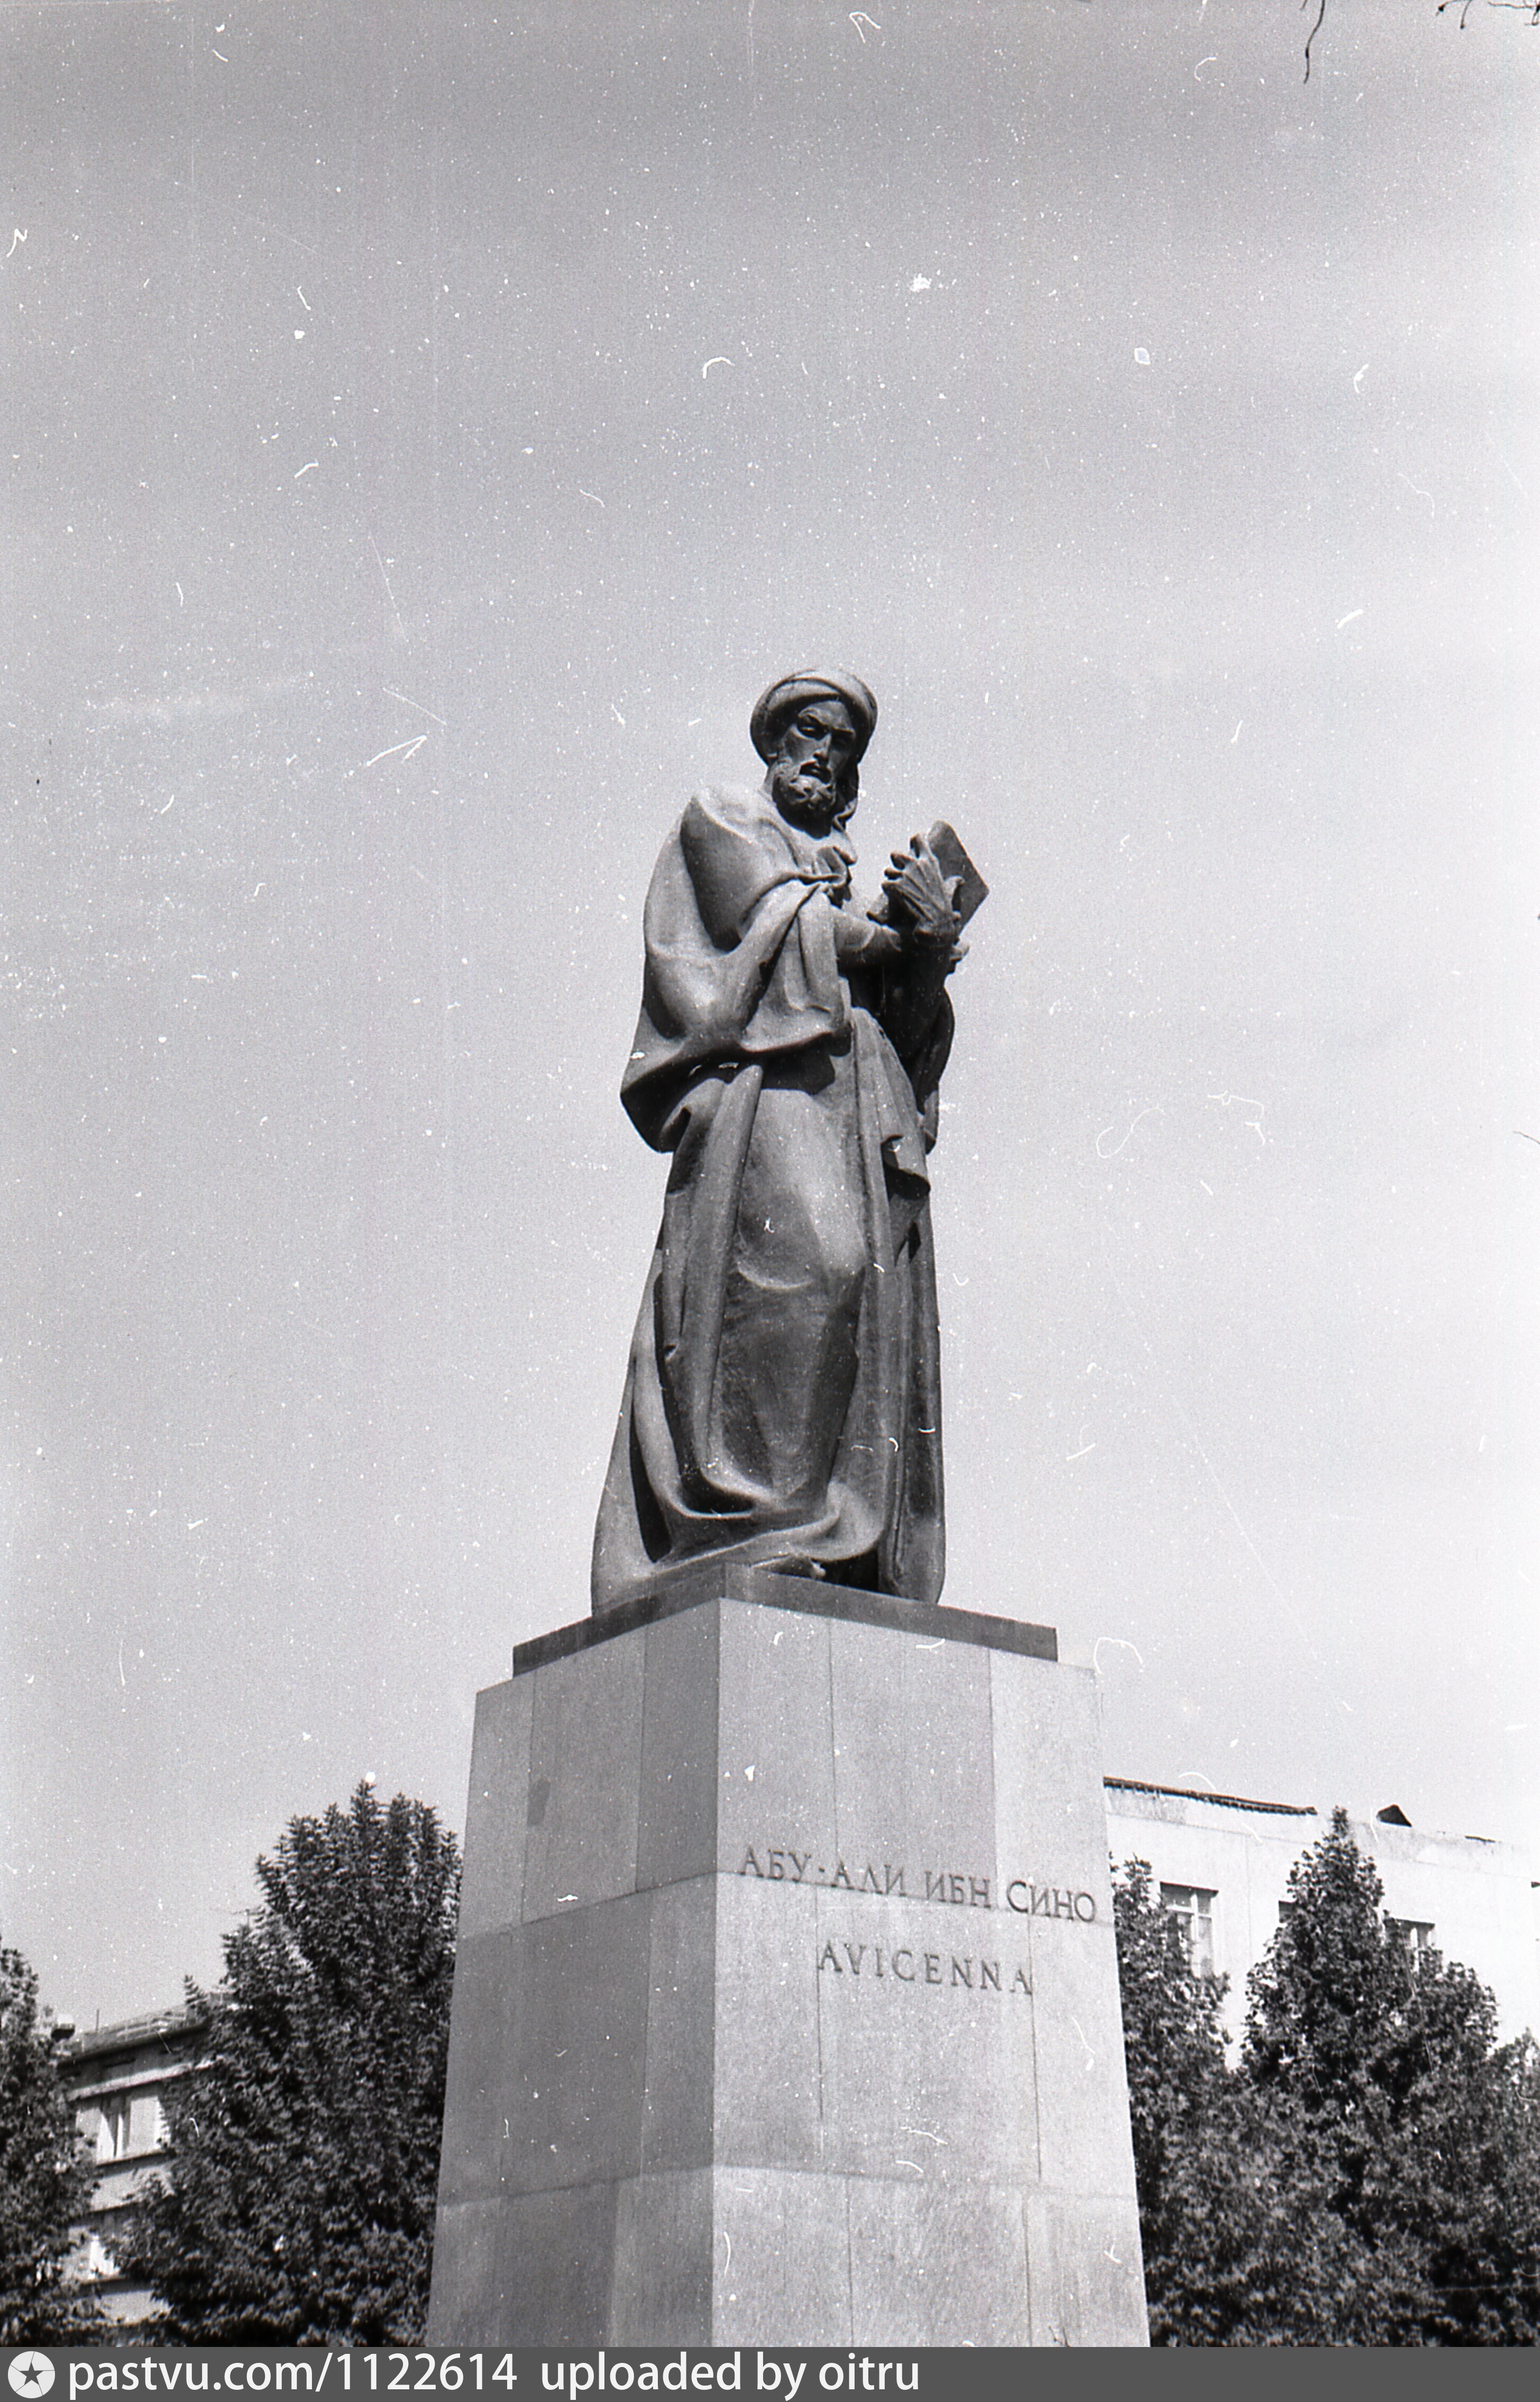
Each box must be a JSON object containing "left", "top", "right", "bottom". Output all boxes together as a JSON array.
[
  {"left": 1096, "top": 1103, "right": 1162, "bottom": 1160},
  {"left": 383, "top": 688, "right": 447, "bottom": 726},
  {"left": 1303, "top": 0, "right": 1327, "bottom": 85},
  {"left": 360, "top": 735, "right": 426, "bottom": 771},
  {"left": 369, "top": 535, "right": 408, "bottom": 644},
  {"left": 1208, "top": 1091, "right": 1267, "bottom": 1143}
]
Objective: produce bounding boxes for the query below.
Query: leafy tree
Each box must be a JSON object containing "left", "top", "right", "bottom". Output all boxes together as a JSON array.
[
  {"left": 124, "top": 1783, "right": 460, "bottom": 2345},
  {"left": 1471, "top": 2036, "right": 1540, "bottom": 2343},
  {"left": 1112, "top": 1859, "right": 1331, "bottom": 2345},
  {"left": 1115, "top": 1811, "right": 1540, "bottom": 2344},
  {"left": 0, "top": 1939, "right": 102, "bottom": 2343},
  {"left": 1112, "top": 1861, "right": 1234, "bottom": 2284},
  {"left": 1244, "top": 1809, "right": 1540, "bottom": 2343}
]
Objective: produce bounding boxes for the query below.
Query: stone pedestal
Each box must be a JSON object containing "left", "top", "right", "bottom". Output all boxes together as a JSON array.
[{"left": 426, "top": 1569, "right": 1148, "bottom": 2348}]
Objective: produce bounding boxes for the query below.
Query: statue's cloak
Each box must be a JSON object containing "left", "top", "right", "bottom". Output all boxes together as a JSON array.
[{"left": 591, "top": 784, "right": 950, "bottom": 1610}]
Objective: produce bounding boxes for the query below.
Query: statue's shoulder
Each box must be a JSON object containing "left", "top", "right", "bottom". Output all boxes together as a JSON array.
[
  {"left": 677, "top": 783, "right": 784, "bottom": 863},
  {"left": 683, "top": 783, "right": 771, "bottom": 836}
]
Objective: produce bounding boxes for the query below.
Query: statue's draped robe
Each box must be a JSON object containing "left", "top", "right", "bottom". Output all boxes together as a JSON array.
[{"left": 591, "top": 785, "right": 952, "bottom": 1611}]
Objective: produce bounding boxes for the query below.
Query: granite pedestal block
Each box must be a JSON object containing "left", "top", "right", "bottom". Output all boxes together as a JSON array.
[{"left": 426, "top": 1570, "right": 1148, "bottom": 2348}]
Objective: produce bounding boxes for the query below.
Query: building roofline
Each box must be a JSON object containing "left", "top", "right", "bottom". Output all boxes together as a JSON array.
[
  {"left": 63, "top": 2005, "right": 207, "bottom": 2062},
  {"left": 1105, "top": 1776, "right": 1318, "bottom": 1819}
]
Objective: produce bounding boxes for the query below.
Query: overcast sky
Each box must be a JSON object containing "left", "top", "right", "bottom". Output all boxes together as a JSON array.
[{"left": 4, "top": 0, "right": 1537, "bottom": 2030}]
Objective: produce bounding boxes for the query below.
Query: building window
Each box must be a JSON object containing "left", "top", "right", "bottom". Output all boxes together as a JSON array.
[
  {"left": 86, "top": 2232, "right": 120, "bottom": 2283},
  {"left": 1160, "top": 1884, "right": 1216, "bottom": 1978},
  {"left": 1387, "top": 1917, "right": 1436, "bottom": 1970},
  {"left": 97, "top": 2095, "right": 132, "bottom": 2162}
]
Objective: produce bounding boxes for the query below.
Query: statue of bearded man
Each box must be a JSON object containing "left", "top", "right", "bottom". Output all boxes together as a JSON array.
[{"left": 591, "top": 671, "right": 969, "bottom": 1612}]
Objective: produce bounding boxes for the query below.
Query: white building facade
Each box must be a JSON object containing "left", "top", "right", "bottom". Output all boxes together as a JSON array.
[
  {"left": 1105, "top": 1777, "right": 1539, "bottom": 2048},
  {"left": 60, "top": 2006, "right": 205, "bottom": 2324}
]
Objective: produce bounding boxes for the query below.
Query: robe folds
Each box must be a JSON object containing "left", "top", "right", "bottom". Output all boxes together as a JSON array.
[{"left": 591, "top": 784, "right": 953, "bottom": 1612}]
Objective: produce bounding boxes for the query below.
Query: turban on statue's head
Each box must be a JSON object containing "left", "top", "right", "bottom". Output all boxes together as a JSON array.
[{"left": 750, "top": 671, "right": 878, "bottom": 765}]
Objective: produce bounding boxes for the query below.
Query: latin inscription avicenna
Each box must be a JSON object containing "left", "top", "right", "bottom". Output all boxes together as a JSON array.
[{"left": 815, "top": 1938, "right": 1033, "bottom": 1997}]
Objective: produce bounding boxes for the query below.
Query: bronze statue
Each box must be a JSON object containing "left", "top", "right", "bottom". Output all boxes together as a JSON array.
[{"left": 591, "top": 672, "right": 983, "bottom": 1612}]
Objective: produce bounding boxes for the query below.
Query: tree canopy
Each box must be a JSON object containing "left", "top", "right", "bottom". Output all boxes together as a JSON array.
[
  {"left": 0, "top": 1939, "right": 100, "bottom": 2345},
  {"left": 1115, "top": 1811, "right": 1540, "bottom": 2345},
  {"left": 124, "top": 1783, "right": 460, "bottom": 2346}
]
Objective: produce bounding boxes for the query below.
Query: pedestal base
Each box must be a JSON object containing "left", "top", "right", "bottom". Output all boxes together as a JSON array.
[{"left": 427, "top": 1571, "right": 1147, "bottom": 2347}]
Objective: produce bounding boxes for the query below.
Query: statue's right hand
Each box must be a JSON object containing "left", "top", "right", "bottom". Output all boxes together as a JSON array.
[{"left": 882, "top": 836, "right": 961, "bottom": 948}]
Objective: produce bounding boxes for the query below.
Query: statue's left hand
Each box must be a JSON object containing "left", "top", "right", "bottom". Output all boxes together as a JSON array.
[{"left": 882, "top": 835, "right": 962, "bottom": 950}]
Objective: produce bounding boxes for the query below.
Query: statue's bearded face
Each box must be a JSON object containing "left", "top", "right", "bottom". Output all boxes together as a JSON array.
[{"left": 767, "top": 698, "right": 859, "bottom": 834}]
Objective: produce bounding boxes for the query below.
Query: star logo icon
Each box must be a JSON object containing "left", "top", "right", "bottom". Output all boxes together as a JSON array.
[{"left": 8, "top": 2359, "right": 55, "bottom": 2399}]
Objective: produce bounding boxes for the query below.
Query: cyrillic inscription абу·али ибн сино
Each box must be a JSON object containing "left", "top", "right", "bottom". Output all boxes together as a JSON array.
[{"left": 735, "top": 1848, "right": 1098, "bottom": 1922}]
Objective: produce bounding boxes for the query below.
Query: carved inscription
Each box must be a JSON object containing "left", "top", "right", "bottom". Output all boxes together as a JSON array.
[
  {"left": 1006, "top": 1880, "right": 1098, "bottom": 1923},
  {"left": 816, "top": 1939, "right": 1031, "bottom": 1997},
  {"left": 736, "top": 1848, "right": 1097, "bottom": 1923},
  {"left": 737, "top": 1850, "right": 912, "bottom": 1896}
]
